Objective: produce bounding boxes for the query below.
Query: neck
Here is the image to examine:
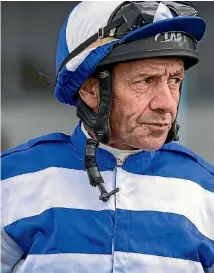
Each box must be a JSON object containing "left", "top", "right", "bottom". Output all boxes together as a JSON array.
[
  {"left": 107, "top": 140, "right": 137, "bottom": 150},
  {"left": 86, "top": 128, "right": 137, "bottom": 151}
]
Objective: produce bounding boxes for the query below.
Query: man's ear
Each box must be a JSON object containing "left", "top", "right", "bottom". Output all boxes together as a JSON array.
[{"left": 79, "top": 78, "right": 99, "bottom": 112}]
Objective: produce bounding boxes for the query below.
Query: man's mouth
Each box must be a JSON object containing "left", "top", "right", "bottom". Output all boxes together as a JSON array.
[{"left": 144, "top": 123, "right": 170, "bottom": 131}]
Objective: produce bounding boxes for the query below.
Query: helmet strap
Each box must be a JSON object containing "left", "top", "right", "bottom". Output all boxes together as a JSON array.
[
  {"left": 165, "top": 82, "right": 183, "bottom": 143},
  {"left": 76, "top": 67, "right": 113, "bottom": 144},
  {"left": 77, "top": 67, "right": 118, "bottom": 203}
]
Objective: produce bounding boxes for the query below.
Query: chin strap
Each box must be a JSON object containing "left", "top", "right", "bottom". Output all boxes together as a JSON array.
[
  {"left": 165, "top": 120, "right": 180, "bottom": 143},
  {"left": 165, "top": 82, "right": 183, "bottom": 143},
  {"left": 76, "top": 67, "right": 113, "bottom": 144},
  {"left": 77, "top": 66, "right": 120, "bottom": 202},
  {"left": 85, "top": 138, "right": 119, "bottom": 202}
]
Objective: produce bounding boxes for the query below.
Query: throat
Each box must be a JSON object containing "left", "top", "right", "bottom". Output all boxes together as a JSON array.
[{"left": 107, "top": 141, "right": 139, "bottom": 151}]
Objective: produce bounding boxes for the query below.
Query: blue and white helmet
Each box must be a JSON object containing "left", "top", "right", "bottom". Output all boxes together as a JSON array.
[{"left": 55, "top": 1, "right": 206, "bottom": 108}]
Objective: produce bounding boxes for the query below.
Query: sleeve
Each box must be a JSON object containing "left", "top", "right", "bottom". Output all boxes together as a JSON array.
[
  {"left": 204, "top": 265, "right": 214, "bottom": 273},
  {"left": 1, "top": 227, "right": 23, "bottom": 273},
  {"left": 1, "top": 152, "right": 24, "bottom": 272}
]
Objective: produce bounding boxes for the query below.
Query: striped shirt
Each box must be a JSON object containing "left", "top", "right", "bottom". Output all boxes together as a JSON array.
[{"left": 1, "top": 122, "right": 214, "bottom": 273}]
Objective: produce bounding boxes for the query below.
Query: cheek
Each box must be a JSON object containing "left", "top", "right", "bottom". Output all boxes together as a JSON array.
[
  {"left": 110, "top": 98, "right": 128, "bottom": 123},
  {"left": 111, "top": 94, "right": 150, "bottom": 124},
  {"left": 174, "top": 91, "right": 180, "bottom": 104},
  {"left": 111, "top": 84, "right": 150, "bottom": 119},
  {"left": 171, "top": 86, "right": 180, "bottom": 102},
  {"left": 173, "top": 91, "right": 180, "bottom": 114}
]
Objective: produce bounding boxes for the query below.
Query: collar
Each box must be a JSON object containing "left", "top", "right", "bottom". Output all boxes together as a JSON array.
[
  {"left": 70, "top": 122, "right": 156, "bottom": 170},
  {"left": 81, "top": 123, "right": 142, "bottom": 165}
]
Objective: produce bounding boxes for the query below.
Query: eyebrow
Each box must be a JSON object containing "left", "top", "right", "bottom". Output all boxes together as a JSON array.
[
  {"left": 135, "top": 69, "right": 185, "bottom": 78},
  {"left": 169, "top": 69, "right": 185, "bottom": 76}
]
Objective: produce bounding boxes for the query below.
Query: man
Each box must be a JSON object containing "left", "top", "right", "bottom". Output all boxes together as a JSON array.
[{"left": 1, "top": 1, "right": 214, "bottom": 273}]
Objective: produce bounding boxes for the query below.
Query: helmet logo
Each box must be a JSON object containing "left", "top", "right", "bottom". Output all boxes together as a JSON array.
[
  {"left": 99, "top": 71, "right": 109, "bottom": 78},
  {"left": 155, "top": 32, "right": 186, "bottom": 44}
]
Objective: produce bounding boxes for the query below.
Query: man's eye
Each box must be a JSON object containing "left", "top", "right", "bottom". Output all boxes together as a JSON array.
[
  {"left": 135, "top": 77, "right": 153, "bottom": 84},
  {"left": 168, "top": 77, "right": 182, "bottom": 85},
  {"left": 144, "top": 77, "right": 153, "bottom": 84}
]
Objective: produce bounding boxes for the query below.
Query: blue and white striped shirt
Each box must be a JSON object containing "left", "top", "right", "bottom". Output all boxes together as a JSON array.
[{"left": 1, "top": 123, "right": 214, "bottom": 273}]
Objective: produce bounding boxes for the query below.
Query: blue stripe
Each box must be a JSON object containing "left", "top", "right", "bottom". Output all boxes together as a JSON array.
[
  {"left": 1, "top": 141, "right": 85, "bottom": 180},
  {"left": 123, "top": 146, "right": 214, "bottom": 192},
  {"left": 55, "top": 40, "right": 117, "bottom": 106},
  {"left": 56, "top": 6, "right": 76, "bottom": 72},
  {"left": 4, "top": 208, "right": 115, "bottom": 255},
  {"left": 1, "top": 127, "right": 115, "bottom": 180},
  {"left": 2, "top": 122, "right": 214, "bottom": 194},
  {"left": 4, "top": 208, "right": 214, "bottom": 268},
  {"left": 2, "top": 122, "right": 214, "bottom": 195},
  {"left": 114, "top": 210, "right": 214, "bottom": 269},
  {"left": 122, "top": 16, "right": 206, "bottom": 42},
  {"left": 162, "top": 142, "right": 214, "bottom": 175},
  {"left": 71, "top": 123, "right": 214, "bottom": 192},
  {"left": 1, "top": 133, "right": 71, "bottom": 157}
]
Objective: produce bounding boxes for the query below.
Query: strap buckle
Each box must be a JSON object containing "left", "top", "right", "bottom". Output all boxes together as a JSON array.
[{"left": 98, "top": 27, "right": 104, "bottom": 39}]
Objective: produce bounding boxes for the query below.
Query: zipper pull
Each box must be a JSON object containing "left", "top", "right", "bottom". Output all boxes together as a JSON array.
[{"left": 116, "top": 155, "right": 128, "bottom": 166}]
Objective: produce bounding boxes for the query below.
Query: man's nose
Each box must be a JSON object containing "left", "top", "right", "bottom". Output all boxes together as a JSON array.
[{"left": 149, "top": 81, "right": 177, "bottom": 113}]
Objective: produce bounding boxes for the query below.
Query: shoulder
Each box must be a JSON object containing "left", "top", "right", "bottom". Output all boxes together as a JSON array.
[
  {"left": 146, "top": 142, "right": 214, "bottom": 192},
  {"left": 1, "top": 132, "right": 83, "bottom": 180},
  {"left": 160, "top": 142, "right": 214, "bottom": 176},
  {"left": 1, "top": 133, "right": 71, "bottom": 157}
]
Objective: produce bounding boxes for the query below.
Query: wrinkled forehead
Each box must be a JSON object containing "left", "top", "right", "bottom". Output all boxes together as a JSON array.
[{"left": 113, "top": 57, "right": 184, "bottom": 76}]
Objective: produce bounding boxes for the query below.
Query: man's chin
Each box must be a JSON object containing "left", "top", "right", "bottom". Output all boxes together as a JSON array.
[
  {"left": 135, "top": 136, "right": 167, "bottom": 151},
  {"left": 143, "top": 142, "right": 165, "bottom": 151}
]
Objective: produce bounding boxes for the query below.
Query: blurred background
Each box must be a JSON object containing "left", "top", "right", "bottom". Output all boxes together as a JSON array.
[{"left": 1, "top": 2, "right": 214, "bottom": 163}]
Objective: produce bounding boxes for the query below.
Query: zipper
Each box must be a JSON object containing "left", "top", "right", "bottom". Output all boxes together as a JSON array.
[
  {"left": 116, "top": 155, "right": 128, "bottom": 166},
  {"left": 112, "top": 162, "right": 118, "bottom": 271}
]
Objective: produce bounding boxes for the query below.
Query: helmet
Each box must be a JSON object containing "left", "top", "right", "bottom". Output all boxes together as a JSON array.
[
  {"left": 55, "top": 1, "right": 206, "bottom": 202},
  {"left": 55, "top": 1, "right": 206, "bottom": 145}
]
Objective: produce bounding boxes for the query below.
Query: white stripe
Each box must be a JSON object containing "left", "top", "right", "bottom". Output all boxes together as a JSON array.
[
  {"left": 66, "top": 48, "right": 95, "bottom": 72},
  {"left": 2, "top": 167, "right": 115, "bottom": 226},
  {"left": 66, "top": 2, "right": 122, "bottom": 52},
  {"left": 65, "top": 1, "right": 123, "bottom": 71},
  {"left": 116, "top": 168, "right": 214, "bottom": 240},
  {"left": 113, "top": 251, "right": 205, "bottom": 273},
  {"left": 14, "top": 253, "right": 112, "bottom": 273}
]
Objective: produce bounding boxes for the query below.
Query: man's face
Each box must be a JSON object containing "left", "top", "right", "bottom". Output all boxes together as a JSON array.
[{"left": 109, "top": 58, "right": 184, "bottom": 150}]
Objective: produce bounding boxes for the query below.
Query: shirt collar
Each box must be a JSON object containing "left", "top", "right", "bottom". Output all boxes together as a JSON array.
[
  {"left": 70, "top": 122, "right": 155, "bottom": 169},
  {"left": 80, "top": 123, "right": 142, "bottom": 165}
]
